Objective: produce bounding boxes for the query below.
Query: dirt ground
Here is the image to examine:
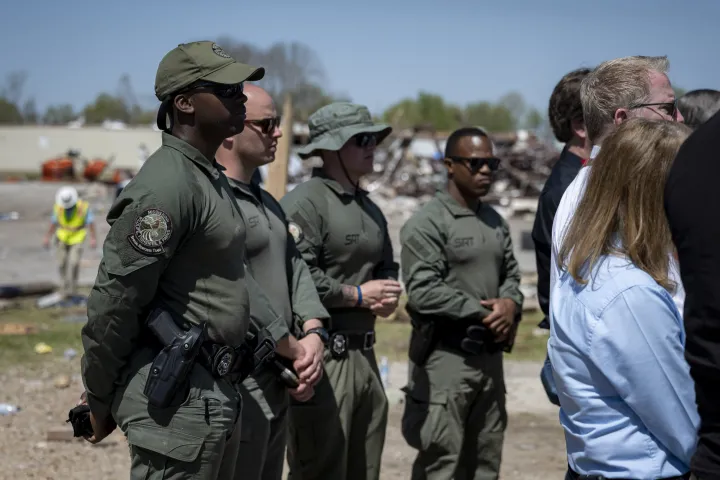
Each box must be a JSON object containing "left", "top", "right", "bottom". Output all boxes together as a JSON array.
[{"left": 0, "top": 359, "right": 566, "bottom": 480}]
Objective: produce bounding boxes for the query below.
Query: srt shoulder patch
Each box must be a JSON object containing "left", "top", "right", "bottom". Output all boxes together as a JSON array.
[
  {"left": 127, "top": 208, "right": 173, "bottom": 255},
  {"left": 212, "top": 43, "right": 231, "bottom": 58},
  {"left": 288, "top": 222, "right": 303, "bottom": 243}
]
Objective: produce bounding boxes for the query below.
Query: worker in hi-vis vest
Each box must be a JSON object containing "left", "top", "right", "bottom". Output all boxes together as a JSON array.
[{"left": 43, "top": 186, "right": 97, "bottom": 298}]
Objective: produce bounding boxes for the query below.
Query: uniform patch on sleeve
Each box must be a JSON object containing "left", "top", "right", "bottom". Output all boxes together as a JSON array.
[
  {"left": 288, "top": 222, "right": 303, "bottom": 243},
  {"left": 127, "top": 209, "right": 173, "bottom": 255}
]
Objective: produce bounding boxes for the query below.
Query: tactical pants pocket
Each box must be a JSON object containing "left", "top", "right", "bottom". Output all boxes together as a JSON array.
[
  {"left": 401, "top": 388, "right": 449, "bottom": 452},
  {"left": 127, "top": 422, "right": 205, "bottom": 479}
]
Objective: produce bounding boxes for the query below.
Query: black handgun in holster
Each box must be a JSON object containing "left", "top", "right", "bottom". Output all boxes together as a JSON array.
[
  {"left": 143, "top": 308, "right": 207, "bottom": 409},
  {"left": 407, "top": 307, "right": 438, "bottom": 367}
]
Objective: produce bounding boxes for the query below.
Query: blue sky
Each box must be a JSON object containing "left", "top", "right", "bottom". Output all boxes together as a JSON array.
[{"left": 1, "top": 0, "right": 718, "bottom": 117}]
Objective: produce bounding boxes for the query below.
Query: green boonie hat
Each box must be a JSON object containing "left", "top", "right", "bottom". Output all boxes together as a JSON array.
[
  {"left": 297, "top": 102, "right": 392, "bottom": 159},
  {"left": 154, "top": 41, "right": 265, "bottom": 101}
]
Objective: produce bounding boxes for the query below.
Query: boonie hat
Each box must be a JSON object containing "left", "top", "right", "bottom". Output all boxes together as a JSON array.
[
  {"left": 297, "top": 103, "right": 392, "bottom": 159},
  {"left": 154, "top": 41, "right": 265, "bottom": 101}
]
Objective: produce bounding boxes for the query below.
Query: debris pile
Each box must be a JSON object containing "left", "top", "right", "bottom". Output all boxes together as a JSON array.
[{"left": 286, "top": 128, "right": 560, "bottom": 204}]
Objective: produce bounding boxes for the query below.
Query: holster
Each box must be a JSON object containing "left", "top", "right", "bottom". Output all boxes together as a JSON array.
[
  {"left": 407, "top": 308, "right": 438, "bottom": 367},
  {"left": 409, "top": 307, "right": 515, "bottom": 359},
  {"left": 142, "top": 308, "right": 279, "bottom": 409},
  {"left": 241, "top": 328, "right": 278, "bottom": 379},
  {"left": 143, "top": 308, "right": 207, "bottom": 409}
]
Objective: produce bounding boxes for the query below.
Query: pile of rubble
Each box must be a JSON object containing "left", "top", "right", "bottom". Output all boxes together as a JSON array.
[{"left": 287, "top": 128, "right": 560, "bottom": 203}]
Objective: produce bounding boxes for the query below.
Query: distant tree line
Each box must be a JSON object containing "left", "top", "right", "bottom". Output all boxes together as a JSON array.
[{"left": 6, "top": 39, "right": 691, "bottom": 134}]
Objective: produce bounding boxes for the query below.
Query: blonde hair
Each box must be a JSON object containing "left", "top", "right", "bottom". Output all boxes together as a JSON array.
[
  {"left": 558, "top": 118, "right": 691, "bottom": 291},
  {"left": 581, "top": 56, "right": 670, "bottom": 144}
]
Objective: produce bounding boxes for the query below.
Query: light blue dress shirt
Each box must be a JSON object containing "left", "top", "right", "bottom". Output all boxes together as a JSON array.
[{"left": 548, "top": 254, "right": 699, "bottom": 479}]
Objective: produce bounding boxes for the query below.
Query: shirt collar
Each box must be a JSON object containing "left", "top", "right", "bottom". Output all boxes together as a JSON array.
[
  {"left": 227, "top": 176, "right": 262, "bottom": 203},
  {"left": 435, "top": 190, "right": 479, "bottom": 217},
  {"left": 561, "top": 144, "right": 586, "bottom": 166},
  {"left": 311, "top": 168, "right": 367, "bottom": 198},
  {"left": 161, "top": 131, "right": 225, "bottom": 180},
  {"left": 589, "top": 145, "right": 601, "bottom": 160}
]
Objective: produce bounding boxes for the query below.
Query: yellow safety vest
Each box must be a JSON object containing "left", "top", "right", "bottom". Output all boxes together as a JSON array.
[{"left": 54, "top": 199, "right": 89, "bottom": 245}]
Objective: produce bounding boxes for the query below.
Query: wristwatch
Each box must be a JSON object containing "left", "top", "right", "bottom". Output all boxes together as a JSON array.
[{"left": 304, "top": 327, "right": 329, "bottom": 346}]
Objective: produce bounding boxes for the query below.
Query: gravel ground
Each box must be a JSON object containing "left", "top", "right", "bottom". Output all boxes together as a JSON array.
[{"left": 0, "top": 359, "right": 566, "bottom": 480}]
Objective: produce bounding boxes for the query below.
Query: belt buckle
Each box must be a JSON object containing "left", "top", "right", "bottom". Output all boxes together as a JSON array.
[
  {"left": 363, "top": 331, "right": 375, "bottom": 351},
  {"left": 330, "top": 333, "right": 347, "bottom": 357},
  {"left": 211, "top": 345, "right": 236, "bottom": 377}
]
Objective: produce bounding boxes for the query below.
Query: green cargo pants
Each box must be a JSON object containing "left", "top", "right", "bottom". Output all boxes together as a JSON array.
[
  {"left": 233, "top": 369, "right": 289, "bottom": 480},
  {"left": 111, "top": 347, "right": 244, "bottom": 480},
  {"left": 286, "top": 348, "right": 389, "bottom": 480},
  {"left": 401, "top": 347, "right": 507, "bottom": 480}
]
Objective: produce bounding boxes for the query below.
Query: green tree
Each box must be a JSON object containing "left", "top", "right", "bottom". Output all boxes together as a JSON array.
[
  {"left": 0, "top": 98, "right": 22, "bottom": 124},
  {"left": 83, "top": 93, "right": 131, "bottom": 124},
  {"left": 383, "top": 92, "right": 462, "bottom": 131},
  {"left": 21, "top": 98, "right": 38, "bottom": 124},
  {"left": 464, "top": 102, "right": 516, "bottom": 132},
  {"left": 498, "top": 91, "right": 527, "bottom": 123},
  {"left": 43, "top": 104, "right": 77, "bottom": 125},
  {"left": 524, "top": 107, "right": 545, "bottom": 130}
]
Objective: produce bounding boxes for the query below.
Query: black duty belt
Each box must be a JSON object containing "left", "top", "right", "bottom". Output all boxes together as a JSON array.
[
  {"left": 143, "top": 331, "right": 255, "bottom": 381},
  {"left": 566, "top": 466, "right": 690, "bottom": 480},
  {"left": 329, "top": 331, "right": 375, "bottom": 358},
  {"left": 435, "top": 323, "right": 502, "bottom": 355}
]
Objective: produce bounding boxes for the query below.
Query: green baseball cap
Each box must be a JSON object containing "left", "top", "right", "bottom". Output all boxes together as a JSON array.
[
  {"left": 297, "top": 102, "right": 392, "bottom": 159},
  {"left": 154, "top": 41, "right": 265, "bottom": 101}
]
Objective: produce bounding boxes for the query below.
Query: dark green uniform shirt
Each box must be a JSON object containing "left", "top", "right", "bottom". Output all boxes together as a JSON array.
[
  {"left": 230, "top": 178, "right": 329, "bottom": 412},
  {"left": 400, "top": 190, "right": 523, "bottom": 320},
  {"left": 279, "top": 168, "right": 399, "bottom": 331},
  {"left": 229, "top": 177, "right": 329, "bottom": 340},
  {"left": 80, "top": 133, "right": 278, "bottom": 419}
]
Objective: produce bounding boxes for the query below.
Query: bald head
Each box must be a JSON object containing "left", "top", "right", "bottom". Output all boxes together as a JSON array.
[
  {"left": 244, "top": 84, "right": 274, "bottom": 118},
  {"left": 215, "top": 83, "right": 282, "bottom": 178}
]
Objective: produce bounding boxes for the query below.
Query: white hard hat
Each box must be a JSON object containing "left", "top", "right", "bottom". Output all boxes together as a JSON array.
[{"left": 55, "top": 186, "right": 79, "bottom": 209}]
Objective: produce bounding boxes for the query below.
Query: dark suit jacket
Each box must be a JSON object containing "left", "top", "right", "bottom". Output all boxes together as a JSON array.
[
  {"left": 665, "top": 110, "right": 720, "bottom": 479},
  {"left": 531, "top": 145, "right": 584, "bottom": 328}
]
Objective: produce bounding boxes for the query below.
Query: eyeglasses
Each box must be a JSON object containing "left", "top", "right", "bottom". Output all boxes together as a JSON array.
[
  {"left": 354, "top": 133, "right": 377, "bottom": 148},
  {"left": 181, "top": 81, "right": 245, "bottom": 99},
  {"left": 246, "top": 116, "right": 281, "bottom": 134},
  {"left": 448, "top": 156, "right": 501, "bottom": 173},
  {"left": 629, "top": 100, "right": 678, "bottom": 119}
]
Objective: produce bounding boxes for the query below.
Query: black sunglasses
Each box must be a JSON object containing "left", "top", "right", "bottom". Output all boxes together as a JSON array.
[
  {"left": 448, "top": 156, "right": 501, "bottom": 173},
  {"left": 629, "top": 100, "right": 678, "bottom": 118},
  {"left": 354, "top": 133, "right": 377, "bottom": 148},
  {"left": 181, "top": 81, "right": 245, "bottom": 99},
  {"left": 246, "top": 116, "right": 281, "bottom": 134}
]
